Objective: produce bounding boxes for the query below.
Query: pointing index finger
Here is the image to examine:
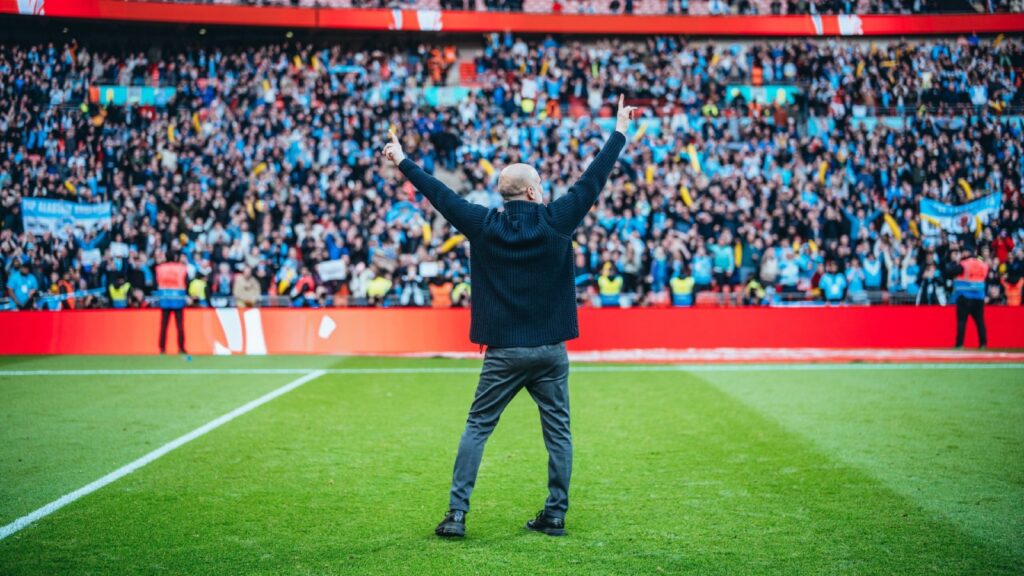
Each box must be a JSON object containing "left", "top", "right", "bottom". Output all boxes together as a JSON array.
[{"left": 618, "top": 94, "right": 624, "bottom": 111}]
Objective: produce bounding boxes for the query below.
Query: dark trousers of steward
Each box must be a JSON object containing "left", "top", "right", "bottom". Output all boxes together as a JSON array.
[{"left": 955, "top": 297, "right": 987, "bottom": 348}]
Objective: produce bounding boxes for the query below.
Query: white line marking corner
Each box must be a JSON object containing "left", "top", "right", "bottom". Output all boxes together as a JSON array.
[{"left": 0, "top": 369, "right": 326, "bottom": 541}]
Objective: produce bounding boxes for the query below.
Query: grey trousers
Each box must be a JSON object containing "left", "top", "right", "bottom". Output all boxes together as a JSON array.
[{"left": 449, "top": 342, "right": 572, "bottom": 519}]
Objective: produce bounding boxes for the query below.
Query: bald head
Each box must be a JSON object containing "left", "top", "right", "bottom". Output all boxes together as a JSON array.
[{"left": 498, "top": 163, "right": 542, "bottom": 203}]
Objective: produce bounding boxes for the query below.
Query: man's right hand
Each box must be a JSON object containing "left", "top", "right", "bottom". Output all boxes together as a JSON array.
[
  {"left": 382, "top": 130, "right": 406, "bottom": 166},
  {"left": 615, "top": 94, "right": 638, "bottom": 136}
]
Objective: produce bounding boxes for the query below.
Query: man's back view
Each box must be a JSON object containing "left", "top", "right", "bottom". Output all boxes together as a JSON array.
[{"left": 382, "top": 96, "right": 635, "bottom": 538}]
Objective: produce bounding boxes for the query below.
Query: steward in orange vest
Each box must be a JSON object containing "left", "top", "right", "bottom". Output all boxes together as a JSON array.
[
  {"left": 947, "top": 245, "right": 989, "bottom": 349},
  {"left": 155, "top": 252, "right": 189, "bottom": 354}
]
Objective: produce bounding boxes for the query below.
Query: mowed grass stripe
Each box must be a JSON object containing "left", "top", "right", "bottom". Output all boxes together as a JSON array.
[
  {"left": 0, "top": 365, "right": 1016, "bottom": 575},
  {"left": 0, "top": 372, "right": 320, "bottom": 528},
  {"left": 706, "top": 368, "right": 1024, "bottom": 560}
]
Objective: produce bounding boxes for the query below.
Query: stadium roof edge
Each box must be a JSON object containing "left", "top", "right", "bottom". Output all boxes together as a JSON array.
[{"left": 1, "top": 1, "right": 1023, "bottom": 36}]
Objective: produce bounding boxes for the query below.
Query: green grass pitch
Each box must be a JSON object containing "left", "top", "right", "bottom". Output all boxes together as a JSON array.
[{"left": 0, "top": 355, "right": 1021, "bottom": 575}]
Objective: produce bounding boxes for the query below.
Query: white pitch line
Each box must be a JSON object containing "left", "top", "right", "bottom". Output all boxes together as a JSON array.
[
  {"left": 0, "top": 368, "right": 317, "bottom": 376},
  {"left": 0, "top": 363, "right": 1021, "bottom": 378},
  {"left": 0, "top": 369, "right": 326, "bottom": 542},
  {"left": 0, "top": 368, "right": 480, "bottom": 377}
]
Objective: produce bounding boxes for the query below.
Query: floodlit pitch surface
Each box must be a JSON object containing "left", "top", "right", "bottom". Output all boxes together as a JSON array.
[{"left": 0, "top": 356, "right": 1021, "bottom": 575}]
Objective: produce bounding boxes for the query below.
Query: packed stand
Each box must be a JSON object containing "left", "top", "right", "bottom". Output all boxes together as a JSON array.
[{"left": 1, "top": 35, "right": 1022, "bottom": 310}]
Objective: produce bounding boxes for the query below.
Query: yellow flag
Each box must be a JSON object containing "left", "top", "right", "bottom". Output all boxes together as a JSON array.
[
  {"left": 856, "top": 61, "right": 865, "bottom": 77},
  {"left": 311, "top": 55, "right": 320, "bottom": 70},
  {"left": 808, "top": 240, "right": 819, "bottom": 253},
  {"left": 909, "top": 219, "right": 920, "bottom": 238},
  {"left": 192, "top": 112, "right": 201, "bottom": 133},
  {"left": 479, "top": 158, "right": 495, "bottom": 176},
  {"left": 686, "top": 144, "right": 701, "bottom": 174},
  {"left": 632, "top": 122, "right": 647, "bottom": 142},
  {"left": 920, "top": 214, "right": 941, "bottom": 229},
  {"left": 262, "top": 79, "right": 271, "bottom": 92},
  {"left": 645, "top": 165, "right": 655, "bottom": 185},
  {"left": 439, "top": 235, "right": 466, "bottom": 254},
  {"left": 293, "top": 55, "right": 302, "bottom": 69},
  {"left": 540, "top": 60, "right": 549, "bottom": 77},
  {"left": 818, "top": 161, "right": 828, "bottom": 184},
  {"left": 733, "top": 242, "right": 742, "bottom": 268},
  {"left": 280, "top": 268, "right": 296, "bottom": 294},
  {"left": 883, "top": 213, "right": 902, "bottom": 241},
  {"left": 167, "top": 124, "right": 175, "bottom": 143},
  {"left": 252, "top": 162, "right": 268, "bottom": 177},
  {"left": 994, "top": 33, "right": 1005, "bottom": 48},
  {"left": 680, "top": 185, "right": 694, "bottom": 208},
  {"left": 975, "top": 216, "right": 983, "bottom": 239},
  {"left": 421, "top": 223, "right": 432, "bottom": 244},
  {"left": 958, "top": 178, "right": 973, "bottom": 199},
  {"left": 64, "top": 180, "right": 76, "bottom": 194}
]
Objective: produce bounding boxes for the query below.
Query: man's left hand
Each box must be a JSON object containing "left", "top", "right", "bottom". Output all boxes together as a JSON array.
[{"left": 615, "top": 94, "right": 638, "bottom": 136}]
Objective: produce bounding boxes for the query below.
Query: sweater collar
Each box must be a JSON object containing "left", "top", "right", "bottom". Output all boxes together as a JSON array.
[{"left": 502, "top": 200, "right": 541, "bottom": 214}]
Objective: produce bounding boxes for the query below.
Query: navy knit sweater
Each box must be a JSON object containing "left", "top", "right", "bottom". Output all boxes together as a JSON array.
[{"left": 399, "top": 131, "right": 626, "bottom": 347}]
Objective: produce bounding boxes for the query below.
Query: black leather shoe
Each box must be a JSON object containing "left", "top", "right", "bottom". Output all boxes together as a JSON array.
[
  {"left": 525, "top": 510, "right": 565, "bottom": 536},
  {"left": 435, "top": 510, "right": 466, "bottom": 538}
]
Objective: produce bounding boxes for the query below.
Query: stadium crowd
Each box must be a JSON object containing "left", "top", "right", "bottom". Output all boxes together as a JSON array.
[{"left": 1, "top": 34, "right": 1023, "bottom": 310}]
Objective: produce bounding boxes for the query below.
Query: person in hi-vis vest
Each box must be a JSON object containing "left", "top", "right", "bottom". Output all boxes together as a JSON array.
[
  {"left": 108, "top": 276, "right": 131, "bottom": 309},
  {"left": 946, "top": 244, "right": 989, "bottom": 349},
  {"left": 597, "top": 262, "right": 624, "bottom": 307},
  {"left": 669, "top": 268, "right": 695, "bottom": 307},
  {"left": 155, "top": 251, "right": 189, "bottom": 354}
]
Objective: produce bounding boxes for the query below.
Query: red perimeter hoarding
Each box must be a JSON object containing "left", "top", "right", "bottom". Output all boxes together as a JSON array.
[
  {"left": 0, "top": 307, "right": 1021, "bottom": 356},
  {"left": 1, "top": 0, "right": 1023, "bottom": 35}
]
